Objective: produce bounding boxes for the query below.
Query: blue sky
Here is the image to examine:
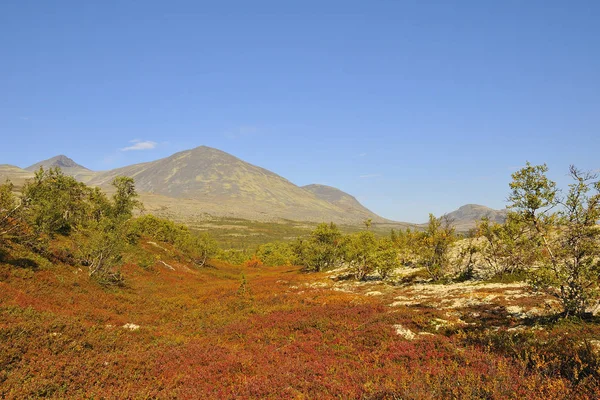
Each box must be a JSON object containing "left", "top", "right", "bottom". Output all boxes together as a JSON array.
[{"left": 1, "top": 1, "right": 598, "bottom": 223}]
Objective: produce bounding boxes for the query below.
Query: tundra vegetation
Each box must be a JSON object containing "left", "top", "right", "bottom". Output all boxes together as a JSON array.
[{"left": 1, "top": 164, "right": 600, "bottom": 398}]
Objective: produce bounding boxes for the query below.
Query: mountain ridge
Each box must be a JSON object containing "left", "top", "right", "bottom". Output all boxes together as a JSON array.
[
  {"left": 25, "top": 155, "right": 96, "bottom": 183},
  {"left": 34, "top": 146, "right": 393, "bottom": 224}
]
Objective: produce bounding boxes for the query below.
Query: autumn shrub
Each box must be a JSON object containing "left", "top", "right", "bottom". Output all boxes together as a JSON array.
[
  {"left": 459, "top": 323, "right": 600, "bottom": 389},
  {"left": 243, "top": 255, "right": 264, "bottom": 268}
]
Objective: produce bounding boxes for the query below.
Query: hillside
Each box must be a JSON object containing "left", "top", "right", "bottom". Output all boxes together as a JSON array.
[
  {"left": 440, "top": 204, "right": 508, "bottom": 231},
  {"left": 302, "top": 184, "right": 375, "bottom": 216},
  {"left": 0, "top": 165, "right": 33, "bottom": 189},
  {"left": 87, "top": 146, "right": 389, "bottom": 224},
  {"left": 26, "top": 155, "right": 97, "bottom": 183}
]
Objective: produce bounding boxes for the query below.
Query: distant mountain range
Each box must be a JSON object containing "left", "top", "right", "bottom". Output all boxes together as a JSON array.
[
  {"left": 0, "top": 146, "right": 506, "bottom": 229},
  {"left": 1, "top": 147, "right": 395, "bottom": 225}
]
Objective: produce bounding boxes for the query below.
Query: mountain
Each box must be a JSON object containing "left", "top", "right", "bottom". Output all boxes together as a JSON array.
[
  {"left": 25, "top": 155, "right": 97, "bottom": 183},
  {"left": 0, "top": 164, "right": 34, "bottom": 189},
  {"left": 86, "top": 146, "right": 389, "bottom": 224},
  {"left": 442, "top": 204, "right": 508, "bottom": 231},
  {"left": 302, "top": 184, "right": 375, "bottom": 216}
]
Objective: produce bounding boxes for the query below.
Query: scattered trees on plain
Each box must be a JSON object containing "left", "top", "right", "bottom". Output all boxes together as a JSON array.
[{"left": 4, "top": 162, "right": 600, "bottom": 319}]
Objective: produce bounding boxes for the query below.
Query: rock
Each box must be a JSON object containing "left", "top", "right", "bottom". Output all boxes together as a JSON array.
[
  {"left": 393, "top": 324, "right": 416, "bottom": 340},
  {"left": 586, "top": 302, "right": 600, "bottom": 316},
  {"left": 122, "top": 323, "right": 140, "bottom": 331}
]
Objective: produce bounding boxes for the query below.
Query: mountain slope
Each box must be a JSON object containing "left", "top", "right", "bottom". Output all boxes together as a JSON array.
[
  {"left": 442, "top": 204, "right": 508, "bottom": 231},
  {"left": 87, "top": 146, "right": 388, "bottom": 224},
  {"left": 26, "top": 155, "right": 97, "bottom": 183},
  {"left": 302, "top": 184, "right": 375, "bottom": 216},
  {"left": 0, "top": 164, "right": 34, "bottom": 189}
]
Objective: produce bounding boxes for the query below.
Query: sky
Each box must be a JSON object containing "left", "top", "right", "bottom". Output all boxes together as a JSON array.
[{"left": 1, "top": 1, "right": 599, "bottom": 223}]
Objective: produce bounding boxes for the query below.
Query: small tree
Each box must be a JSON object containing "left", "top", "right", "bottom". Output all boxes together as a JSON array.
[
  {"left": 74, "top": 176, "right": 141, "bottom": 283},
  {"left": 509, "top": 163, "right": 600, "bottom": 317},
  {"left": 22, "top": 168, "right": 91, "bottom": 235},
  {"left": 375, "top": 238, "right": 401, "bottom": 280},
  {"left": 476, "top": 214, "right": 538, "bottom": 277},
  {"left": 419, "top": 214, "right": 456, "bottom": 280},
  {"left": 76, "top": 217, "right": 125, "bottom": 283},
  {"left": 256, "top": 241, "right": 295, "bottom": 267},
  {"left": 392, "top": 227, "right": 424, "bottom": 267},
  {"left": 293, "top": 222, "right": 343, "bottom": 272},
  {"left": 342, "top": 232, "right": 400, "bottom": 281},
  {"left": 343, "top": 231, "right": 378, "bottom": 280},
  {"left": 111, "top": 176, "right": 141, "bottom": 220}
]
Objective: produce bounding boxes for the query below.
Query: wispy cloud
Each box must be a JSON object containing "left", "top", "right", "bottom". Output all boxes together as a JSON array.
[
  {"left": 358, "top": 153, "right": 367, "bottom": 157},
  {"left": 120, "top": 139, "right": 157, "bottom": 151},
  {"left": 359, "top": 174, "right": 381, "bottom": 179}
]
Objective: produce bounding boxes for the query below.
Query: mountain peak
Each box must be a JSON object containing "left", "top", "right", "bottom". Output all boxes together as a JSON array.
[
  {"left": 83, "top": 146, "right": 389, "bottom": 224},
  {"left": 25, "top": 155, "right": 96, "bottom": 183},
  {"left": 26, "top": 155, "right": 90, "bottom": 172}
]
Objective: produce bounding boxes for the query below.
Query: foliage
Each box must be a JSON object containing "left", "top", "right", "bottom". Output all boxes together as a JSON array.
[
  {"left": 342, "top": 232, "right": 399, "bottom": 280},
  {"left": 110, "top": 176, "right": 141, "bottom": 220},
  {"left": 476, "top": 214, "right": 539, "bottom": 277},
  {"left": 418, "top": 214, "right": 457, "bottom": 280},
  {"left": 74, "top": 218, "right": 126, "bottom": 285},
  {"left": 293, "top": 222, "right": 343, "bottom": 272},
  {"left": 255, "top": 241, "right": 295, "bottom": 267},
  {"left": 216, "top": 248, "right": 254, "bottom": 266},
  {"left": 21, "top": 168, "right": 92, "bottom": 235},
  {"left": 243, "top": 255, "right": 264, "bottom": 268},
  {"left": 508, "top": 163, "right": 600, "bottom": 317},
  {"left": 0, "top": 181, "right": 27, "bottom": 243},
  {"left": 390, "top": 227, "right": 424, "bottom": 267},
  {"left": 1, "top": 252, "right": 597, "bottom": 398},
  {"left": 129, "top": 214, "right": 217, "bottom": 267}
]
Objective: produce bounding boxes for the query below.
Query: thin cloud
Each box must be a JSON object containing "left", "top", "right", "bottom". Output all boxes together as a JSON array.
[
  {"left": 120, "top": 140, "right": 157, "bottom": 151},
  {"left": 359, "top": 174, "right": 381, "bottom": 179}
]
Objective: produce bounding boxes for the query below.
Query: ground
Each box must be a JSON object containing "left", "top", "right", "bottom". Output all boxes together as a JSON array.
[{"left": 1, "top": 242, "right": 599, "bottom": 399}]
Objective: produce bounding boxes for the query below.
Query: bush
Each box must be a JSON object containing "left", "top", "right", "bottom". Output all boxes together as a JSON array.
[
  {"left": 342, "top": 232, "right": 400, "bottom": 280},
  {"left": 128, "top": 215, "right": 217, "bottom": 267},
  {"left": 418, "top": 214, "right": 456, "bottom": 281},
  {"left": 255, "top": 241, "right": 295, "bottom": 266},
  {"left": 293, "top": 222, "right": 343, "bottom": 272}
]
